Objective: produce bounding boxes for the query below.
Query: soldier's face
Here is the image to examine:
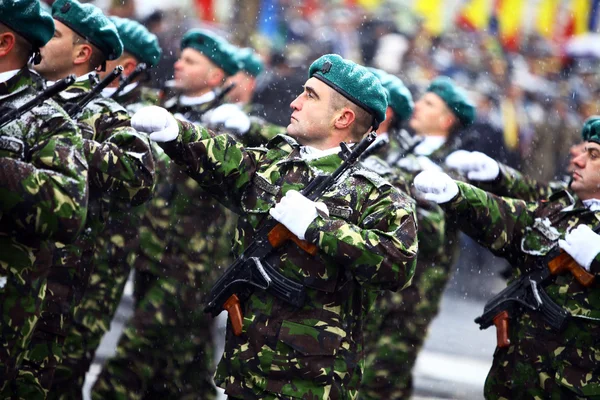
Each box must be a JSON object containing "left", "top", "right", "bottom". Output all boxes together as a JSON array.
[
  {"left": 287, "top": 77, "right": 334, "bottom": 147},
  {"left": 225, "top": 72, "right": 255, "bottom": 103},
  {"left": 35, "top": 20, "right": 77, "bottom": 81},
  {"left": 570, "top": 141, "right": 600, "bottom": 200},
  {"left": 173, "top": 48, "right": 222, "bottom": 94},
  {"left": 409, "top": 92, "right": 454, "bottom": 136}
]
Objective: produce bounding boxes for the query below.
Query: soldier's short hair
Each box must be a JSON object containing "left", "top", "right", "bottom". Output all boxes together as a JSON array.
[
  {"left": 0, "top": 24, "right": 33, "bottom": 65},
  {"left": 329, "top": 90, "right": 373, "bottom": 140},
  {"left": 72, "top": 31, "right": 106, "bottom": 71}
]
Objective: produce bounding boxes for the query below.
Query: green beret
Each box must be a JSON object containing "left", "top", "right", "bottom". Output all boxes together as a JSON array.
[
  {"left": 236, "top": 47, "right": 264, "bottom": 77},
  {"left": 52, "top": 0, "right": 123, "bottom": 61},
  {"left": 181, "top": 29, "right": 240, "bottom": 76},
  {"left": 309, "top": 54, "right": 387, "bottom": 128},
  {"left": 368, "top": 68, "right": 414, "bottom": 123},
  {"left": 426, "top": 76, "right": 476, "bottom": 127},
  {"left": 0, "top": 0, "right": 55, "bottom": 49},
  {"left": 581, "top": 116, "right": 600, "bottom": 144},
  {"left": 110, "top": 16, "right": 162, "bottom": 67}
]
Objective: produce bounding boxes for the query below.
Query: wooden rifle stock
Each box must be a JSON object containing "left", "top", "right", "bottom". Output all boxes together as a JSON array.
[
  {"left": 224, "top": 294, "right": 243, "bottom": 336},
  {"left": 548, "top": 251, "right": 595, "bottom": 287},
  {"left": 493, "top": 311, "right": 510, "bottom": 348},
  {"left": 267, "top": 224, "right": 318, "bottom": 255}
]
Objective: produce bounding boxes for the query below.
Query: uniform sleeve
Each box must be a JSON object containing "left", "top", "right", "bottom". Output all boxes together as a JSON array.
[
  {"left": 305, "top": 184, "right": 418, "bottom": 291},
  {"left": 80, "top": 107, "right": 155, "bottom": 206},
  {"left": 474, "top": 163, "right": 567, "bottom": 202},
  {"left": 442, "top": 181, "right": 536, "bottom": 259},
  {"left": 0, "top": 107, "right": 88, "bottom": 243},
  {"left": 159, "top": 120, "right": 263, "bottom": 210}
]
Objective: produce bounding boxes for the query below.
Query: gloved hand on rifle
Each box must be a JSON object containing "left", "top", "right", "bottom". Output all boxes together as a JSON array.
[
  {"left": 559, "top": 225, "right": 600, "bottom": 271},
  {"left": 269, "top": 190, "right": 329, "bottom": 240},
  {"left": 413, "top": 170, "right": 459, "bottom": 204},
  {"left": 131, "top": 106, "right": 179, "bottom": 142},
  {"left": 204, "top": 103, "right": 250, "bottom": 135},
  {"left": 445, "top": 150, "right": 500, "bottom": 181}
]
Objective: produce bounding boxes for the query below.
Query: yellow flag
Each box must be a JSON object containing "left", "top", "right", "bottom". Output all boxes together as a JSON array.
[
  {"left": 357, "top": 0, "right": 383, "bottom": 12},
  {"left": 414, "top": 0, "right": 444, "bottom": 35},
  {"left": 571, "top": 0, "right": 591, "bottom": 35},
  {"left": 459, "top": 0, "right": 490, "bottom": 31},
  {"left": 536, "top": 0, "right": 560, "bottom": 38}
]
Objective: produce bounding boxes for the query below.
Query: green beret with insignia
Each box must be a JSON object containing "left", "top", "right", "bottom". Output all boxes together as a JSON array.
[
  {"left": 181, "top": 29, "right": 240, "bottom": 76},
  {"left": 368, "top": 67, "right": 414, "bottom": 123},
  {"left": 309, "top": 54, "right": 387, "bottom": 128},
  {"left": 0, "top": 0, "right": 55, "bottom": 49},
  {"left": 52, "top": 0, "right": 123, "bottom": 61},
  {"left": 426, "top": 76, "right": 476, "bottom": 127},
  {"left": 581, "top": 116, "right": 600, "bottom": 144},
  {"left": 110, "top": 16, "right": 162, "bottom": 67},
  {"left": 236, "top": 47, "right": 264, "bottom": 77}
]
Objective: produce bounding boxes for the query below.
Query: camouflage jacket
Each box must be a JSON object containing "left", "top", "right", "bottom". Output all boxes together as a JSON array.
[
  {"left": 159, "top": 123, "right": 418, "bottom": 399},
  {"left": 473, "top": 162, "right": 569, "bottom": 202},
  {"left": 444, "top": 182, "right": 600, "bottom": 396},
  {"left": 0, "top": 68, "right": 88, "bottom": 264},
  {"left": 111, "top": 83, "right": 161, "bottom": 115}
]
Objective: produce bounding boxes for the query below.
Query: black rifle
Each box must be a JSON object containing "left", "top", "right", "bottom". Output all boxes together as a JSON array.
[
  {"left": 475, "top": 243, "right": 595, "bottom": 348},
  {"left": 110, "top": 63, "right": 148, "bottom": 100},
  {"left": 205, "top": 132, "right": 377, "bottom": 335},
  {"left": 388, "top": 128, "right": 424, "bottom": 165},
  {"left": 0, "top": 74, "right": 76, "bottom": 129},
  {"left": 63, "top": 66, "right": 123, "bottom": 118}
]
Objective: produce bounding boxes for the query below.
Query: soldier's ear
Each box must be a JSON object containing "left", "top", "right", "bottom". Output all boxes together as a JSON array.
[
  {"left": 0, "top": 32, "right": 16, "bottom": 57},
  {"left": 73, "top": 43, "right": 93, "bottom": 66},
  {"left": 333, "top": 107, "right": 356, "bottom": 130}
]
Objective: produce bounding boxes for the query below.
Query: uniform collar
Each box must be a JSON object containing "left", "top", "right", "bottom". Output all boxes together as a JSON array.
[
  {"left": 102, "top": 82, "right": 138, "bottom": 98},
  {"left": 583, "top": 198, "right": 600, "bottom": 212},
  {"left": 299, "top": 145, "right": 342, "bottom": 161},
  {"left": 0, "top": 69, "right": 20, "bottom": 84},
  {"left": 0, "top": 67, "right": 36, "bottom": 98},
  {"left": 179, "top": 91, "right": 216, "bottom": 106}
]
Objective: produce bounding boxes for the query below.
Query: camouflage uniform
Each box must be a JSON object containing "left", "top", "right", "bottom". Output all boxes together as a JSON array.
[
  {"left": 443, "top": 181, "right": 600, "bottom": 399},
  {"left": 22, "top": 77, "right": 155, "bottom": 398},
  {"left": 156, "top": 120, "right": 417, "bottom": 399},
  {"left": 359, "top": 144, "right": 452, "bottom": 400},
  {"left": 92, "top": 96, "right": 232, "bottom": 399},
  {"left": 111, "top": 83, "right": 161, "bottom": 115},
  {"left": 0, "top": 68, "right": 88, "bottom": 397}
]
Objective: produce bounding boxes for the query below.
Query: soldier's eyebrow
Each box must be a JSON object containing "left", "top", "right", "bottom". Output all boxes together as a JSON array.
[{"left": 303, "top": 85, "right": 320, "bottom": 100}]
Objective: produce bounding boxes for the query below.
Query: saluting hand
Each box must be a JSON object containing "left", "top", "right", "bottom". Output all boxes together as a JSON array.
[
  {"left": 445, "top": 150, "right": 500, "bottom": 181},
  {"left": 559, "top": 225, "right": 600, "bottom": 271},
  {"left": 269, "top": 190, "right": 329, "bottom": 240},
  {"left": 413, "top": 170, "right": 459, "bottom": 204},
  {"left": 131, "top": 106, "right": 179, "bottom": 142}
]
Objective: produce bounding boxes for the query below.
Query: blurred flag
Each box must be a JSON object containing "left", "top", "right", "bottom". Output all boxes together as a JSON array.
[
  {"left": 414, "top": 0, "right": 444, "bottom": 35},
  {"left": 536, "top": 0, "right": 560, "bottom": 38},
  {"left": 456, "top": 0, "right": 491, "bottom": 31},
  {"left": 589, "top": 0, "right": 600, "bottom": 32},
  {"left": 495, "top": 0, "right": 525, "bottom": 51},
  {"left": 258, "top": 0, "right": 279, "bottom": 38},
  {"left": 195, "top": 0, "right": 214, "bottom": 21},
  {"left": 355, "top": 0, "right": 383, "bottom": 11}
]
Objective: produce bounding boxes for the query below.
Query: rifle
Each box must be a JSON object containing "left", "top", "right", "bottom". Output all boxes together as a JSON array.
[
  {"left": 0, "top": 74, "right": 76, "bottom": 129},
  {"left": 110, "top": 63, "right": 148, "bottom": 100},
  {"left": 388, "top": 128, "right": 424, "bottom": 166},
  {"left": 205, "top": 132, "right": 377, "bottom": 336},
  {"left": 475, "top": 241, "right": 595, "bottom": 348},
  {"left": 63, "top": 66, "right": 123, "bottom": 118}
]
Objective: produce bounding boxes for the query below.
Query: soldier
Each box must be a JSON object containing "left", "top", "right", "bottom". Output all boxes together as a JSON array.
[
  {"left": 362, "top": 75, "right": 475, "bottom": 399},
  {"left": 414, "top": 119, "right": 600, "bottom": 399},
  {"left": 24, "top": 0, "right": 155, "bottom": 396},
  {"left": 132, "top": 53, "right": 418, "bottom": 399},
  {"left": 0, "top": 1, "right": 88, "bottom": 397},
  {"left": 92, "top": 29, "right": 240, "bottom": 400},
  {"left": 224, "top": 47, "right": 264, "bottom": 109},
  {"left": 100, "top": 16, "right": 162, "bottom": 113}
]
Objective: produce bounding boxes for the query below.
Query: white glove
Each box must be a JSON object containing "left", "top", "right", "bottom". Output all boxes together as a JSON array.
[
  {"left": 131, "top": 106, "right": 179, "bottom": 142},
  {"left": 559, "top": 225, "right": 600, "bottom": 271},
  {"left": 269, "top": 190, "right": 329, "bottom": 240},
  {"left": 206, "top": 103, "right": 250, "bottom": 135},
  {"left": 413, "top": 170, "right": 459, "bottom": 204},
  {"left": 445, "top": 150, "right": 500, "bottom": 181}
]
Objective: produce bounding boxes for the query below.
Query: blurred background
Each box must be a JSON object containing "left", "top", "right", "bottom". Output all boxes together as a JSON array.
[{"left": 44, "top": 0, "right": 600, "bottom": 398}]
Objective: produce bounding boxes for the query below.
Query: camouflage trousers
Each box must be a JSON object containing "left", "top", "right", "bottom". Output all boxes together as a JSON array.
[
  {"left": 360, "top": 258, "right": 453, "bottom": 400},
  {"left": 0, "top": 235, "right": 51, "bottom": 399},
  {"left": 92, "top": 271, "right": 217, "bottom": 400},
  {"left": 47, "top": 231, "right": 133, "bottom": 400}
]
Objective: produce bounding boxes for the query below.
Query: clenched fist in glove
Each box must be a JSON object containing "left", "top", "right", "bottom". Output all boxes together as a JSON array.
[
  {"left": 445, "top": 150, "right": 500, "bottom": 181},
  {"left": 559, "top": 225, "right": 600, "bottom": 271},
  {"left": 131, "top": 106, "right": 179, "bottom": 142},
  {"left": 205, "top": 103, "right": 251, "bottom": 135},
  {"left": 269, "top": 190, "right": 329, "bottom": 240},
  {"left": 413, "top": 170, "right": 459, "bottom": 204}
]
